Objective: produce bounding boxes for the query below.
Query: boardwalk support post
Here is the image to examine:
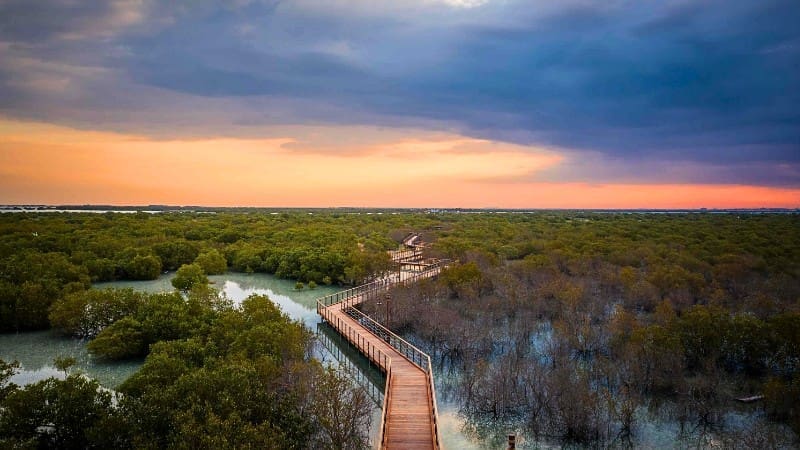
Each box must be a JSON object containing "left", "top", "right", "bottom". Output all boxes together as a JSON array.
[{"left": 507, "top": 434, "right": 516, "bottom": 450}]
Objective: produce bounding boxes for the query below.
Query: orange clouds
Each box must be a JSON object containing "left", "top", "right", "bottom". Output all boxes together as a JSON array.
[
  {"left": 0, "top": 119, "right": 798, "bottom": 208},
  {"left": 409, "top": 182, "right": 800, "bottom": 209}
]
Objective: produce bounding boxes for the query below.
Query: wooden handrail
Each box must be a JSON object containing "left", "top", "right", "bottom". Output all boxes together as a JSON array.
[
  {"left": 318, "top": 298, "right": 396, "bottom": 448},
  {"left": 427, "top": 356, "right": 441, "bottom": 450},
  {"left": 343, "top": 306, "right": 430, "bottom": 372},
  {"left": 316, "top": 262, "right": 447, "bottom": 309},
  {"left": 344, "top": 304, "right": 443, "bottom": 449},
  {"left": 316, "top": 258, "right": 448, "bottom": 450},
  {"left": 318, "top": 302, "right": 391, "bottom": 369},
  {"left": 389, "top": 248, "right": 423, "bottom": 262},
  {"left": 378, "top": 361, "right": 393, "bottom": 448}
]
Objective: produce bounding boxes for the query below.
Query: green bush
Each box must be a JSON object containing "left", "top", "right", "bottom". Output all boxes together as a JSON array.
[
  {"left": 87, "top": 317, "right": 147, "bottom": 359},
  {"left": 49, "top": 288, "right": 143, "bottom": 337},
  {"left": 194, "top": 249, "right": 227, "bottom": 275},
  {"left": 172, "top": 264, "right": 208, "bottom": 292},
  {"left": 126, "top": 255, "right": 161, "bottom": 280}
]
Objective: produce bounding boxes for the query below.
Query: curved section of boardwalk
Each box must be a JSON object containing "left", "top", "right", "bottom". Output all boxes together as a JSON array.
[
  {"left": 317, "top": 263, "right": 444, "bottom": 450},
  {"left": 322, "top": 304, "right": 436, "bottom": 449}
]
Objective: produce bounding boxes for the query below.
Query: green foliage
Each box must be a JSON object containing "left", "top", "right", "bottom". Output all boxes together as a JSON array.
[
  {"left": 308, "top": 280, "right": 317, "bottom": 289},
  {"left": 114, "top": 293, "right": 363, "bottom": 449},
  {"left": 49, "top": 288, "right": 144, "bottom": 337},
  {"left": 440, "top": 262, "right": 485, "bottom": 299},
  {"left": 8, "top": 289, "right": 370, "bottom": 448},
  {"left": 441, "top": 262, "right": 483, "bottom": 289},
  {"left": 125, "top": 254, "right": 162, "bottom": 280},
  {"left": 0, "top": 212, "right": 417, "bottom": 327},
  {"left": 295, "top": 281, "right": 304, "bottom": 290},
  {"left": 85, "top": 257, "right": 116, "bottom": 282},
  {"left": 171, "top": 263, "right": 208, "bottom": 292},
  {"left": 0, "top": 251, "right": 90, "bottom": 331},
  {"left": 622, "top": 307, "right": 800, "bottom": 378},
  {"left": 0, "top": 211, "right": 403, "bottom": 447},
  {"left": 230, "top": 244, "right": 262, "bottom": 273},
  {"left": 87, "top": 290, "right": 213, "bottom": 360},
  {"left": 134, "top": 292, "right": 192, "bottom": 341},
  {"left": 194, "top": 249, "right": 228, "bottom": 275},
  {"left": 53, "top": 356, "right": 77, "bottom": 375},
  {"left": 766, "top": 313, "right": 800, "bottom": 375},
  {"left": 676, "top": 305, "right": 729, "bottom": 370},
  {"left": 153, "top": 240, "right": 199, "bottom": 271},
  {"left": 2, "top": 210, "right": 799, "bottom": 444},
  {"left": 87, "top": 317, "right": 147, "bottom": 359},
  {"left": 0, "top": 359, "right": 20, "bottom": 402},
  {"left": 0, "top": 372, "right": 118, "bottom": 449},
  {"left": 626, "top": 324, "right": 685, "bottom": 393}
]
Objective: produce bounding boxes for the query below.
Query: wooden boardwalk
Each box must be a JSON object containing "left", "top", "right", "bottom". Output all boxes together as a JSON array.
[{"left": 317, "top": 263, "right": 444, "bottom": 450}]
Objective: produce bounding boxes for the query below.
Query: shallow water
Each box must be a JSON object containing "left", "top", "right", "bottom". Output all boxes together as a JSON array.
[
  {"left": 0, "top": 330, "right": 142, "bottom": 388},
  {"left": 98, "top": 272, "right": 339, "bottom": 328},
  {"left": 173, "top": 275, "right": 498, "bottom": 447},
  {"left": 1, "top": 273, "right": 339, "bottom": 389},
  {"left": 98, "top": 273, "right": 479, "bottom": 448},
  {"left": 1, "top": 273, "right": 393, "bottom": 444},
  {"left": 6, "top": 272, "right": 728, "bottom": 448}
]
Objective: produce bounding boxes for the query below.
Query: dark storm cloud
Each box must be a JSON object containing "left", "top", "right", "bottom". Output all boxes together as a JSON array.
[
  {"left": 0, "top": 0, "right": 130, "bottom": 42},
  {"left": 0, "top": 0, "right": 798, "bottom": 185},
  {"left": 412, "top": 1, "right": 800, "bottom": 163}
]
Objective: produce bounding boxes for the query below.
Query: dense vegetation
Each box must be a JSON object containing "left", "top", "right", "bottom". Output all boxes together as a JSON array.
[
  {"left": 0, "top": 212, "right": 400, "bottom": 332},
  {"left": 1, "top": 287, "right": 372, "bottom": 449},
  {"left": 366, "top": 213, "right": 800, "bottom": 446},
  {"left": 1, "top": 210, "right": 798, "bottom": 447}
]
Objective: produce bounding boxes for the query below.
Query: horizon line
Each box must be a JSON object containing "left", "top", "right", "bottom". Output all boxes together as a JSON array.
[{"left": 2, "top": 204, "right": 798, "bottom": 212}]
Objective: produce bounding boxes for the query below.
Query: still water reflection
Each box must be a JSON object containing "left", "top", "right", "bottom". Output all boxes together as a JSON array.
[{"left": 0, "top": 273, "right": 493, "bottom": 448}]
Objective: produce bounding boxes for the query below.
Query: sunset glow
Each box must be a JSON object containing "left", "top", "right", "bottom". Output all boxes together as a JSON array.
[
  {"left": 0, "top": 0, "right": 797, "bottom": 208},
  {"left": 1, "top": 120, "right": 797, "bottom": 208}
]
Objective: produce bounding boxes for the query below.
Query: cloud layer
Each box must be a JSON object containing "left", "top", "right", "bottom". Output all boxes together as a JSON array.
[
  {"left": 2, "top": 120, "right": 797, "bottom": 208},
  {"left": 0, "top": 0, "right": 798, "bottom": 188}
]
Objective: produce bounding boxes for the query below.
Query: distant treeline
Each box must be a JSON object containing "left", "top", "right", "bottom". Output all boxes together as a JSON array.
[{"left": 3, "top": 205, "right": 797, "bottom": 213}]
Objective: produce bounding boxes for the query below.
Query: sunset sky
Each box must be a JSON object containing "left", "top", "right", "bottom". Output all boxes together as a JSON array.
[{"left": 0, "top": 0, "right": 798, "bottom": 208}]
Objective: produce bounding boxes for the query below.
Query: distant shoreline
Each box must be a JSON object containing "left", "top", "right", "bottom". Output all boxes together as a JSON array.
[{"left": 1, "top": 205, "right": 798, "bottom": 214}]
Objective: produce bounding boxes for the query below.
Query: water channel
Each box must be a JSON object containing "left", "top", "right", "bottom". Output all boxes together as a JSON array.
[
  {"left": 1, "top": 272, "right": 776, "bottom": 448},
  {"left": 0, "top": 272, "right": 483, "bottom": 448}
]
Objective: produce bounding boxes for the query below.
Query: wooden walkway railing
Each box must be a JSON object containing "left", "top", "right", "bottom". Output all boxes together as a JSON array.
[
  {"left": 317, "top": 323, "right": 387, "bottom": 405},
  {"left": 388, "top": 248, "right": 423, "bottom": 263},
  {"left": 317, "top": 262, "right": 445, "bottom": 450}
]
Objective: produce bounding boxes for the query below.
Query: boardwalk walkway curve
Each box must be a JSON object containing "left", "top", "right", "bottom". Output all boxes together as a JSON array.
[{"left": 317, "top": 240, "right": 445, "bottom": 450}]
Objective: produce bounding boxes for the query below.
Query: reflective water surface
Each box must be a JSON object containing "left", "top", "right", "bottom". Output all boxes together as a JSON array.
[{"left": 5, "top": 272, "right": 756, "bottom": 448}]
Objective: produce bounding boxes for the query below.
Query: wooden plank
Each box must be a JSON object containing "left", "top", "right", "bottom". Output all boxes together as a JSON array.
[
  {"left": 319, "top": 251, "right": 443, "bottom": 450},
  {"left": 323, "top": 302, "right": 437, "bottom": 450}
]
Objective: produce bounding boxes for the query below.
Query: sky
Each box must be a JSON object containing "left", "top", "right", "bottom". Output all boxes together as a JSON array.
[{"left": 0, "top": 0, "right": 798, "bottom": 208}]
